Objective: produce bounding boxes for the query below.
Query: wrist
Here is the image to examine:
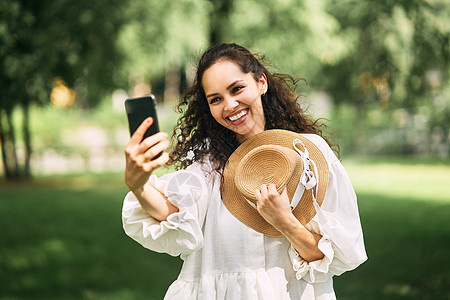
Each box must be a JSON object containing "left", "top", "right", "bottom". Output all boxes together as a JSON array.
[
  {"left": 131, "top": 185, "right": 145, "bottom": 200},
  {"left": 274, "top": 212, "right": 302, "bottom": 235}
]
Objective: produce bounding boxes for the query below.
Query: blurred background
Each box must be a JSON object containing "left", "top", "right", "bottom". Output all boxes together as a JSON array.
[{"left": 0, "top": 0, "right": 449, "bottom": 299}]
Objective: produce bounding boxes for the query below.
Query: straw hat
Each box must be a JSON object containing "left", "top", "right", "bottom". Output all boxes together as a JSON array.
[{"left": 221, "top": 129, "right": 329, "bottom": 237}]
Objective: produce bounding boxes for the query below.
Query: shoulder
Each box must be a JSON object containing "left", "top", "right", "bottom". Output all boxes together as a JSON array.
[
  {"left": 185, "top": 158, "right": 220, "bottom": 185},
  {"left": 300, "top": 133, "right": 338, "bottom": 163},
  {"left": 186, "top": 157, "right": 214, "bottom": 174},
  {"left": 300, "top": 133, "right": 329, "bottom": 149}
]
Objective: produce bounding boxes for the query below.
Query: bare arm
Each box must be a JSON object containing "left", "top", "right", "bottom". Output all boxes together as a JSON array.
[
  {"left": 124, "top": 117, "right": 179, "bottom": 221},
  {"left": 255, "top": 184, "right": 324, "bottom": 262}
]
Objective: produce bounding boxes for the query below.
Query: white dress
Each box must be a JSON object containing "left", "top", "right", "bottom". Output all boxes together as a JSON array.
[{"left": 122, "top": 134, "right": 367, "bottom": 299}]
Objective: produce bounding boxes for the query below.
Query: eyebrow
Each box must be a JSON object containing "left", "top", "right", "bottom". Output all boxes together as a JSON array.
[{"left": 205, "top": 80, "right": 244, "bottom": 99}]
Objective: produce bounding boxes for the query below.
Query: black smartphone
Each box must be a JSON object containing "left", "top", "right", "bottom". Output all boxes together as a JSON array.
[{"left": 125, "top": 95, "right": 160, "bottom": 141}]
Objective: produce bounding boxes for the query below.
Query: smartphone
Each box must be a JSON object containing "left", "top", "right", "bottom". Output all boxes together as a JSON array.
[{"left": 125, "top": 94, "right": 160, "bottom": 141}]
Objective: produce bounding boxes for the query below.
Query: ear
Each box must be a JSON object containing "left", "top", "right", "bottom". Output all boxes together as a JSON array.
[{"left": 258, "top": 73, "right": 268, "bottom": 95}]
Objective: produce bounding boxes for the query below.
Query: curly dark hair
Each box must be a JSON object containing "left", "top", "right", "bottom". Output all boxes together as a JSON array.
[{"left": 168, "top": 43, "right": 335, "bottom": 174}]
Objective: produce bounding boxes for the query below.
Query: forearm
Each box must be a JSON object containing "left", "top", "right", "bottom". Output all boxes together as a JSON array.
[
  {"left": 278, "top": 215, "right": 324, "bottom": 262},
  {"left": 131, "top": 184, "right": 179, "bottom": 222},
  {"left": 255, "top": 184, "right": 325, "bottom": 262}
]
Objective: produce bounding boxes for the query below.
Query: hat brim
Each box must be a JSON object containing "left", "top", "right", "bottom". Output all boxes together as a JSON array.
[{"left": 221, "top": 129, "right": 329, "bottom": 237}]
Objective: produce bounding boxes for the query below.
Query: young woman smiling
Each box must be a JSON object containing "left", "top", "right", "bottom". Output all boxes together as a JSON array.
[
  {"left": 203, "top": 60, "right": 267, "bottom": 143},
  {"left": 123, "top": 43, "right": 367, "bottom": 299}
]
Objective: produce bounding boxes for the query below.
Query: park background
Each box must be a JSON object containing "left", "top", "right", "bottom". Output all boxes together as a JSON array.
[{"left": 1, "top": 0, "right": 449, "bottom": 299}]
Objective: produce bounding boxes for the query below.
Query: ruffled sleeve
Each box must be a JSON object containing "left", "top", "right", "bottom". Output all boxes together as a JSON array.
[
  {"left": 122, "top": 163, "right": 210, "bottom": 259},
  {"left": 288, "top": 135, "right": 368, "bottom": 283}
]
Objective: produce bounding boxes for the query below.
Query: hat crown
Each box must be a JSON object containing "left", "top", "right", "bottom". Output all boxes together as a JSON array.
[{"left": 235, "top": 145, "right": 301, "bottom": 202}]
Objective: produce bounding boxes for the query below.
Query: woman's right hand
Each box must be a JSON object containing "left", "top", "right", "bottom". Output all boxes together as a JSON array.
[{"left": 124, "top": 117, "right": 170, "bottom": 192}]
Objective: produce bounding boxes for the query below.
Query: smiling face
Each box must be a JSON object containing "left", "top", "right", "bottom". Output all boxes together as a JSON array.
[{"left": 202, "top": 60, "right": 268, "bottom": 143}]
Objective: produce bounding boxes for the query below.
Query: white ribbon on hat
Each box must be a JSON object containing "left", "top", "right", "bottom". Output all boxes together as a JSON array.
[
  {"left": 245, "top": 197, "right": 258, "bottom": 210},
  {"left": 291, "top": 138, "right": 330, "bottom": 227},
  {"left": 290, "top": 139, "right": 319, "bottom": 211}
]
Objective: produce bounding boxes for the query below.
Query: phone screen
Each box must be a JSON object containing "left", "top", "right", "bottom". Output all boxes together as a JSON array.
[{"left": 125, "top": 95, "right": 160, "bottom": 141}]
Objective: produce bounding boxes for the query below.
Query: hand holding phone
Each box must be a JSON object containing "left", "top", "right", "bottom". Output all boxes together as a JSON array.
[
  {"left": 125, "top": 95, "right": 162, "bottom": 159},
  {"left": 124, "top": 94, "right": 170, "bottom": 194},
  {"left": 125, "top": 95, "right": 160, "bottom": 140}
]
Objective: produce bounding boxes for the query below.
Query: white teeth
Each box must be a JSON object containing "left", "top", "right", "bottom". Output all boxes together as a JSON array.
[{"left": 229, "top": 110, "right": 247, "bottom": 121}]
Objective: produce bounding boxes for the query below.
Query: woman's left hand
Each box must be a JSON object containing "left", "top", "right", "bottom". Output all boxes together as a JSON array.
[
  {"left": 254, "top": 184, "right": 296, "bottom": 230},
  {"left": 255, "top": 183, "right": 324, "bottom": 262}
]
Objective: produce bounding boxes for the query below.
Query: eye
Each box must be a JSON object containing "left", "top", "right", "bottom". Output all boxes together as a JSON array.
[
  {"left": 209, "top": 97, "right": 221, "bottom": 104},
  {"left": 232, "top": 85, "right": 244, "bottom": 93}
]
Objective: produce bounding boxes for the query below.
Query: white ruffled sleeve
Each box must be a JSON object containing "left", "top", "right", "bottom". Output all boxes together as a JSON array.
[
  {"left": 122, "top": 163, "right": 210, "bottom": 259},
  {"left": 288, "top": 136, "right": 367, "bottom": 283}
]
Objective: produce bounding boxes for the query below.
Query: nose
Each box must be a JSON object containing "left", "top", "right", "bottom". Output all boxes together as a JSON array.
[{"left": 223, "top": 96, "right": 239, "bottom": 112}]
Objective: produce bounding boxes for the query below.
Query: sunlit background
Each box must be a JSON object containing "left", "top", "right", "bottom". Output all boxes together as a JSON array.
[{"left": 1, "top": 0, "right": 449, "bottom": 299}]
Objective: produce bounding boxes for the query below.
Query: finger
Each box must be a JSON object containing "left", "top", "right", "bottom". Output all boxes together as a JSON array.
[
  {"left": 143, "top": 139, "right": 170, "bottom": 161},
  {"left": 254, "top": 188, "right": 262, "bottom": 201},
  {"left": 267, "top": 183, "right": 279, "bottom": 196},
  {"left": 130, "top": 117, "right": 153, "bottom": 145},
  {"left": 142, "top": 152, "right": 169, "bottom": 172},
  {"left": 259, "top": 184, "right": 268, "bottom": 199},
  {"left": 281, "top": 186, "right": 288, "bottom": 197},
  {"left": 138, "top": 131, "right": 168, "bottom": 153}
]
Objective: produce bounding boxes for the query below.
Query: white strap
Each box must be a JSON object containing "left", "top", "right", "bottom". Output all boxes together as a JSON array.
[
  {"left": 245, "top": 197, "right": 258, "bottom": 210},
  {"left": 290, "top": 182, "right": 305, "bottom": 210},
  {"left": 292, "top": 139, "right": 329, "bottom": 224},
  {"left": 309, "top": 157, "right": 319, "bottom": 201},
  {"left": 290, "top": 139, "right": 320, "bottom": 210},
  {"left": 293, "top": 139, "right": 317, "bottom": 190}
]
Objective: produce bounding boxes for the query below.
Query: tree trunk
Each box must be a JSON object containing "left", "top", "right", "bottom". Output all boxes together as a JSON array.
[
  {"left": 6, "top": 109, "right": 20, "bottom": 178},
  {"left": 22, "top": 101, "right": 32, "bottom": 178},
  {"left": 0, "top": 109, "right": 12, "bottom": 178},
  {"left": 164, "top": 65, "right": 180, "bottom": 104},
  {"left": 6, "top": 107, "right": 20, "bottom": 178},
  {"left": 209, "top": 0, "right": 234, "bottom": 44},
  {"left": 0, "top": 107, "right": 20, "bottom": 179}
]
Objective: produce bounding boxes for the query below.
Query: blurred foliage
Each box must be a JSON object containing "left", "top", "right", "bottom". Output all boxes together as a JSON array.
[
  {"left": 0, "top": 0, "right": 126, "bottom": 107},
  {"left": 1, "top": 0, "right": 449, "bottom": 178},
  {"left": 0, "top": 0, "right": 127, "bottom": 178},
  {"left": 321, "top": 0, "right": 450, "bottom": 153},
  {"left": 117, "top": 0, "right": 209, "bottom": 93}
]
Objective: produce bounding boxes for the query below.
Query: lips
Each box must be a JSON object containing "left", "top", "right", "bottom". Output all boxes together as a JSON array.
[{"left": 227, "top": 108, "right": 248, "bottom": 123}]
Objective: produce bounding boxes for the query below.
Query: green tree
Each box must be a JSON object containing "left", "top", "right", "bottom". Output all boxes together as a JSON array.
[
  {"left": 213, "top": 0, "right": 449, "bottom": 155},
  {"left": 117, "top": 0, "right": 209, "bottom": 102},
  {"left": 0, "top": 0, "right": 126, "bottom": 179},
  {"left": 209, "top": 0, "right": 234, "bottom": 44},
  {"left": 225, "top": 0, "right": 353, "bottom": 81},
  {"left": 321, "top": 0, "right": 450, "bottom": 154}
]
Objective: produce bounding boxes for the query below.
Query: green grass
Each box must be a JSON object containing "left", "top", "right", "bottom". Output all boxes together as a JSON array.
[
  {"left": 0, "top": 175, "right": 181, "bottom": 300},
  {"left": 344, "top": 158, "right": 450, "bottom": 203},
  {"left": 334, "top": 193, "right": 450, "bottom": 299},
  {"left": 334, "top": 159, "right": 450, "bottom": 299},
  {"left": 0, "top": 160, "right": 449, "bottom": 299}
]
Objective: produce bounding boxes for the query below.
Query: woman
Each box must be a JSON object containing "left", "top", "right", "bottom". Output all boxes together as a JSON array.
[{"left": 123, "top": 43, "right": 367, "bottom": 299}]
